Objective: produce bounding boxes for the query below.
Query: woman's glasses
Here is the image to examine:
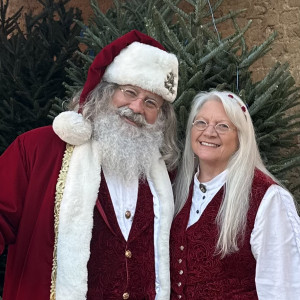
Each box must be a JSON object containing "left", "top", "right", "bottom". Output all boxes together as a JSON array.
[{"left": 192, "top": 119, "right": 235, "bottom": 134}]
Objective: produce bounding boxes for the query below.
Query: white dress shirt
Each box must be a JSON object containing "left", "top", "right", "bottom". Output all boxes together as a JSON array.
[
  {"left": 102, "top": 167, "right": 139, "bottom": 240},
  {"left": 188, "top": 170, "right": 300, "bottom": 299}
]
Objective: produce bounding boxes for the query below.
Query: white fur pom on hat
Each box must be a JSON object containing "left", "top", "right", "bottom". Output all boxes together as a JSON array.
[
  {"left": 53, "top": 111, "right": 92, "bottom": 145},
  {"left": 103, "top": 42, "right": 178, "bottom": 102}
]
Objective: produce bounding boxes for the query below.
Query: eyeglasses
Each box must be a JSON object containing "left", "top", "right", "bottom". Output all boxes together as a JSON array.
[
  {"left": 119, "top": 86, "right": 160, "bottom": 112},
  {"left": 192, "top": 119, "right": 235, "bottom": 134}
]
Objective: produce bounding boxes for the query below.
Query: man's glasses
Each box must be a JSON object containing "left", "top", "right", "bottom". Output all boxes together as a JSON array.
[
  {"left": 192, "top": 119, "right": 235, "bottom": 134},
  {"left": 119, "top": 86, "right": 160, "bottom": 112}
]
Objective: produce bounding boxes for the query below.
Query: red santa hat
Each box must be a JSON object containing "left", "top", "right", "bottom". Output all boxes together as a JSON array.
[{"left": 53, "top": 30, "right": 179, "bottom": 145}]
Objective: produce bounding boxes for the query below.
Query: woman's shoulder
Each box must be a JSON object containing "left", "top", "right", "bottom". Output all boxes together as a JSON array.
[{"left": 253, "top": 168, "right": 275, "bottom": 187}]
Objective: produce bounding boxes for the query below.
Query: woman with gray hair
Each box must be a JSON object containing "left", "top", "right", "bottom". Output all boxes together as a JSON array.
[{"left": 170, "top": 90, "right": 300, "bottom": 299}]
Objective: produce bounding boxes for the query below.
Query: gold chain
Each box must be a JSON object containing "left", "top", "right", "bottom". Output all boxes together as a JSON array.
[{"left": 50, "top": 144, "right": 74, "bottom": 300}]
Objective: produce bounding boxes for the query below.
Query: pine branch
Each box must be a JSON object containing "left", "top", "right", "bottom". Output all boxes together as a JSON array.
[
  {"left": 162, "top": 0, "right": 190, "bottom": 20},
  {"left": 152, "top": 7, "right": 196, "bottom": 67},
  {"left": 199, "top": 20, "right": 252, "bottom": 66},
  {"left": 239, "top": 31, "right": 277, "bottom": 68},
  {"left": 268, "top": 156, "right": 300, "bottom": 174}
]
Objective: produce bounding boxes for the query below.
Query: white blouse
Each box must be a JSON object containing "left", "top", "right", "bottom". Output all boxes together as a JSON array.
[{"left": 188, "top": 170, "right": 300, "bottom": 299}]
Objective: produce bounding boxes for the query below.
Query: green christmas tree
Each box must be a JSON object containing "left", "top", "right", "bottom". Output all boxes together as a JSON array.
[
  {"left": 50, "top": 0, "right": 300, "bottom": 203},
  {"left": 0, "top": 0, "right": 82, "bottom": 154}
]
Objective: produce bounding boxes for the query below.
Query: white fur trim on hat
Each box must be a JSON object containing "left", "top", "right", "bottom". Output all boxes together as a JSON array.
[
  {"left": 103, "top": 42, "right": 178, "bottom": 102},
  {"left": 53, "top": 111, "right": 92, "bottom": 145}
]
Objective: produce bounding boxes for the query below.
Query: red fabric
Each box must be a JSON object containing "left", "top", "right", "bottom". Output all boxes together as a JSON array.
[
  {"left": 0, "top": 127, "right": 158, "bottom": 299},
  {"left": 87, "top": 173, "right": 156, "bottom": 299},
  {"left": 170, "top": 170, "right": 275, "bottom": 300},
  {"left": 79, "top": 30, "right": 166, "bottom": 110},
  {"left": 0, "top": 126, "right": 65, "bottom": 300}
]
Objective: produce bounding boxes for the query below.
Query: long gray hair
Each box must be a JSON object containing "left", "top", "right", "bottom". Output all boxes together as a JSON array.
[
  {"left": 68, "top": 81, "right": 180, "bottom": 171},
  {"left": 174, "top": 90, "right": 276, "bottom": 257}
]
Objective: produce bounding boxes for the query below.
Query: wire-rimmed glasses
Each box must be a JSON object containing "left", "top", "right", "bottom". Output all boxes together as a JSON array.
[
  {"left": 119, "top": 86, "right": 160, "bottom": 112},
  {"left": 192, "top": 119, "right": 235, "bottom": 134}
]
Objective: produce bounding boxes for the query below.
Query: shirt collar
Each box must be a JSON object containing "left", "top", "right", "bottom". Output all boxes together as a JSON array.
[{"left": 194, "top": 169, "right": 227, "bottom": 193}]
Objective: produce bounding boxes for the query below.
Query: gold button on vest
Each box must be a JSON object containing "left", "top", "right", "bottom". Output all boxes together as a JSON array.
[
  {"left": 125, "top": 250, "right": 132, "bottom": 258},
  {"left": 123, "top": 292, "right": 130, "bottom": 299}
]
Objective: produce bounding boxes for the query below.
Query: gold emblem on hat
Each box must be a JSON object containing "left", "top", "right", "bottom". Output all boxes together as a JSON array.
[{"left": 164, "top": 71, "right": 175, "bottom": 94}]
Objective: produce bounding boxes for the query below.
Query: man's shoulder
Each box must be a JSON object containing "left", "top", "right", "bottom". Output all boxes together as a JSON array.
[
  {"left": 18, "top": 125, "right": 66, "bottom": 152},
  {"left": 20, "top": 125, "right": 61, "bottom": 142},
  {"left": 1, "top": 126, "right": 66, "bottom": 167}
]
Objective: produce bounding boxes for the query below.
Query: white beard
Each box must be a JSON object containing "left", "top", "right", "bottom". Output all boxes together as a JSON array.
[{"left": 93, "top": 105, "right": 164, "bottom": 183}]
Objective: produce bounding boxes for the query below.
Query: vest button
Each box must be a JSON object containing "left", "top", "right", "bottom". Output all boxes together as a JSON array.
[
  {"left": 125, "top": 210, "right": 131, "bottom": 219},
  {"left": 178, "top": 258, "right": 182, "bottom": 263},
  {"left": 177, "top": 282, "right": 182, "bottom": 287},
  {"left": 179, "top": 270, "right": 183, "bottom": 275},
  {"left": 125, "top": 250, "right": 132, "bottom": 258},
  {"left": 123, "top": 292, "right": 130, "bottom": 299},
  {"left": 180, "top": 245, "right": 184, "bottom": 251},
  {"left": 178, "top": 295, "right": 182, "bottom": 299}
]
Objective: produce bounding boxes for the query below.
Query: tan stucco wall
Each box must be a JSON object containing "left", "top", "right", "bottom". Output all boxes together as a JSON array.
[
  {"left": 7, "top": 0, "right": 300, "bottom": 86},
  {"left": 217, "top": 0, "right": 300, "bottom": 84}
]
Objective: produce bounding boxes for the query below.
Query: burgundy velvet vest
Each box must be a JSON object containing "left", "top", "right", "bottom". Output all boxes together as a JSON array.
[
  {"left": 87, "top": 173, "right": 156, "bottom": 300},
  {"left": 170, "top": 170, "right": 275, "bottom": 300}
]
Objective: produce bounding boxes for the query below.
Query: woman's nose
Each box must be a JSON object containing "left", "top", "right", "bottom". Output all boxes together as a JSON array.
[{"left": 203, "top": 124, "right": 218, "bottom": 136}]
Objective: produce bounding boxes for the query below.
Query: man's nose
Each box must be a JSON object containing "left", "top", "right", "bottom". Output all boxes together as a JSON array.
[{"left": 127, "top": 98, "right": 145, "bottom": 114}]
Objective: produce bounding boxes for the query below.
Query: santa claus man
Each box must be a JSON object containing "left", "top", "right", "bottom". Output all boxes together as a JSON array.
[{"left": 0, "top": 30, "right": 179, "bottom": 300}]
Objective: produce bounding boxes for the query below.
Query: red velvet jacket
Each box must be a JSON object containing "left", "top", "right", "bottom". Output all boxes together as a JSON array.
[
  {"left": 0, "top": 127, "right": 65, "bottom": 299},
  {"left": 170, "top": 170, "right": 274, "bottom": 300},
  {"left": 0, "top": 126, "right": 157, "bottom": 299}
]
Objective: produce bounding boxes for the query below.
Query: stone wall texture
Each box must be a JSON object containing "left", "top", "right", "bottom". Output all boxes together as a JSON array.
[
  {"left": 217, "top": 0, "right": 300, "bottom": 85},
  {"left": 7, "top": 0, "right": 300, "bottom": 86}
]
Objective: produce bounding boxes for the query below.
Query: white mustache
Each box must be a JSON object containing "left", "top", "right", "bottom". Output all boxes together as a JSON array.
[{"left": 117, "top": 107, "right": 148, "bottom": 127}]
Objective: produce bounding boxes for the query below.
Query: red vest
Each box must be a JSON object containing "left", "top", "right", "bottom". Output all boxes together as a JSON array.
[
  {"left": 87, "top": 173, "right": 156, "bottom": 300},
  {"left": 170, "top": 170, "right": 274, "bottom": 300}
]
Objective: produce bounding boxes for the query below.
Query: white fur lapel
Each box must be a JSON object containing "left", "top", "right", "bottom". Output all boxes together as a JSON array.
[
  {"left": 55, "top": 142, "right": 173, "bottom": 300},
  {"left": 148, "top": 149, "right": 174, "bottom": 300},
  {"left": 56, "top": 141, "right": 101, "bottom": 299}
]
